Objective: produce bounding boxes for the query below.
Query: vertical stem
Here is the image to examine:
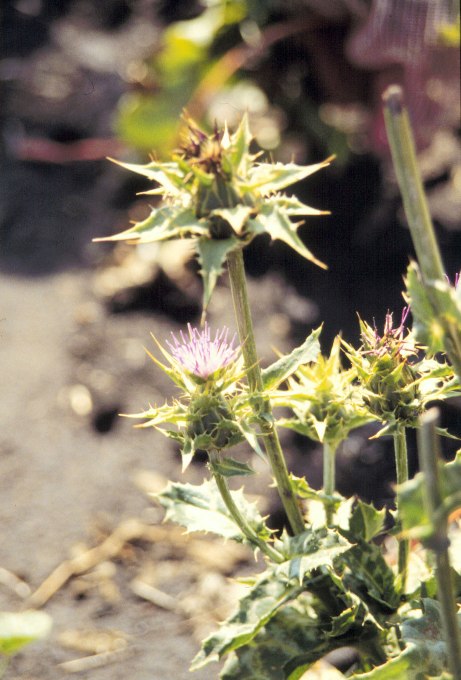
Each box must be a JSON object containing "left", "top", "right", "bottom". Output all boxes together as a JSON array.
[
  {"left": 382, "top": 86, "right": 461, "bottom": 382},
  {"left": 382, "top": 86, "right": 444, "bottom": 283},
  {"left": 323, "top": 441, "right": 336, "bottom": 527},
  {"left": 226, "top": 247, "right": 305, "bottom": 535},
  {"left": 393, "top": 426, "right": 409, "bottom": 590},
  {"left": 226, "top": 247, "right": 264, "bottom": 394},
  {"left": 208, "top": 451, "right": 283, "bottom": 563},
  {"left": 418, "top": 408, "right": 461, "bottom": 680}
]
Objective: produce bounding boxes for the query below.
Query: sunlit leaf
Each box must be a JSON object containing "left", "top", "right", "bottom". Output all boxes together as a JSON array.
[
  {"left": 252, "top": 205, "right": 326, "bottom": 268},
  {"left": 276, "top": 528, "right": 351, "bottom": 584},
  {"left": 196, "top": 236, "right": 239, "bottom": 309},
  {"left": 262, "top": 327, "right": 321, "bottom": 390},
  {"left": 219, "top": 602, "right": 330, "bottom": 679},
  {"left": 399, "top": 451, "right": 461, "bottom": 542},
  {"left": 349, "top": 500, "right": 387, "bottom": 543},
  {"left": 157, "top": 479, "right": 270, "bottom": 543},
  {"left": 108, "top": 158, "right": 184, "bottom": 194},
  {"left": 266, "top": 194, "right": 330, "bottom": 217},
  {"left": 229, "top": 114, "right": 254, "bottom": 176},
  {"left": 244, "top": 158, "right": 333, "bottom": 195},
  {"left": 405, "top": 261, "right": 461, "bottom": 356},
  {"left": 0, "top": 610, "right": 52, "bottom": 656},
  {"left": 95, "top": 206, "right": 207, "bottom": 244},
  {"left": 212, "top": 457, "right": 255, "bottom": 477},
  {"left": 213, "top": 205, "right": 254, "bottom": 235},
  {"left": 191, "top": 570, "right": 305, "bottom": 670},
  {"left": 352, "top": 599, "right": 461, "bottom": 679},
  {"left": 340, "top": 539, "right": 400, "bottom": 611}
]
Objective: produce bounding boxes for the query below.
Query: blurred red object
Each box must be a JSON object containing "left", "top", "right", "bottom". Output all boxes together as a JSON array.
[
  {"left": 10, "top": 135, "right": 125, "bottom": 163},
  {"left": 346, "top": 0, "right": 460, "bottom": 153}
]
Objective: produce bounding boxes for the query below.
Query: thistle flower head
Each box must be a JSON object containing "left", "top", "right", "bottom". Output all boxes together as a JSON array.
[
  {"left": 94, "top": 114, "right": 332, "bottom": 310},
  {"left": 180, "top": 120, "right": 228, "bottom": 178},
  {"left": 122, "top": 323, "right": 260, "bottom": 467},
  {"left": 274, "top": 336, "right": 371, "bottom": 449},
  {"left": 166, "top": 323, "right": 239, "bottom": 382},
  {"left": 341, "top": 309, "right": 422, "bottom": 431},
  {"left": 361, "top": 308, "right": 417, "bottom": 360}
]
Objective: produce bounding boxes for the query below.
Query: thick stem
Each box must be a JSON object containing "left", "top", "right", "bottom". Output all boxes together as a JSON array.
[
  {"left": 393, "top": 426, "right": 409, "bottom": 590},
  {"left": 226, "top": 247, "right": 305, "bottom": 534},
  {"left": 383, "top": 86, "right": 461, "bottom": 381},
  {"left": 226, "top": 247, "right": 264, "bottom": 394},
  {"left": 418, "top": 409, "right": 461, "bottom": 680},
  {"left": 209, "top": 450, "right": 283, "bottom": 563},
  {"left": 323, "top": 441, "right": 337, "bottom": 527},
  {"left": 382, "top": 86, "right": 444, "bottom": 282}
]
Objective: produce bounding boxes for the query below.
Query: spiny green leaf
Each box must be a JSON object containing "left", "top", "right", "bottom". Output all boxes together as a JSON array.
[
  {"left": 405, "top": 261, "right": 461, "bottom": 355},
  {"left": 341, "top": 539, "right": 400, "bottom": 611},
  {"left": 156, "top": 479, "right": 269, "bottom": 543},
  {"left": 265, "top": 193, "right": 330, "bottom": 217},
  {"left": 95, "top": 206, "right": 206, "bottom": 244},
  {"left": 262, "top": 327, "right": 322, "bottom": 390},
  {"left": 353, "top": 599, "right": 461, "bottom": 679},
  {"left": 109, "top": 158, "right": 184, "bottom": 194},
  {"left": 276, "top": 528, "right": 351, "bottom": 584},
  {"left": 244, "top": 158, "right": 333, "bottom": 195},
  {"left": 125, "top": 401, "right": 187, "bottom": 430},
  {"left": 327, "top": 588, "right": 375, "bottom": 640},
  {"left": 196, "top": 236, "right": 238, "bottom": 310},
  {"left": 229, "top": 114, "right": 253, "bottom": 176},
  {"left": 211, "top": 457, "right": 255, "bottom": 477},
  {"left": 349, "top": 500, "right": 387, "bottom": 543},
  {"left": 213, "top": 205, "right": 254, "bottom": 235},
  {"left": 191, "top": 570, "right": 305, "bottom": 670},
  {"left": 218, "top": 601, "right": 330, "bottom": 679},
  {"left": 289, "top": 474, "right": 344, "bottom": 511},
  {"left": 236, "top": 419, "right": 265, "bottom": 461},
  {"left": 351, "top": 649, "right": 413, "bottom": 679},
  {"left": 399, "top": 451, "right": 461, "bottom": 542},
  {"left": 252, "top": 205, "right": 326, "bottom": 268},
  {"left": 157, "top": 479, "right": 244, "bottom": 540},
  {"left": 0, "top": 611, "right": 52, "bottom": 656}
]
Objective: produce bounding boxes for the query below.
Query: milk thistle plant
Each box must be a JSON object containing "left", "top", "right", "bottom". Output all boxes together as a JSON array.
[{"left": 97, "top": 106, "right": 461, "bottom": 678}]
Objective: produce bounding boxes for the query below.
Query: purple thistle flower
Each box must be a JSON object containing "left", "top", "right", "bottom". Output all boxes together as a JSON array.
[
  {"left": 364, "top": 307, "right": 416, "bottom": 358},
  {"left": 166, "top": 323, "right": 239, "bottom": 380}
]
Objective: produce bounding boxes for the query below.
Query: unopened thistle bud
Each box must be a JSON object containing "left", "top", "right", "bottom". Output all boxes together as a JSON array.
[
  {"left": 345, "top": 309, "right": 422, "bottom": 430},
  {"left": 186, "top": 393, "right": 240, "bottom": 452},
  {"left": 274, "top": 335, "right": 370, "bottom": 450}
]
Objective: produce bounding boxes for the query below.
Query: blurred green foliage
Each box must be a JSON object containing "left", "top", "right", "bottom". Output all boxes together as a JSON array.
[{"left": 114, "top": 0, "right": 350, "bottom": 161}]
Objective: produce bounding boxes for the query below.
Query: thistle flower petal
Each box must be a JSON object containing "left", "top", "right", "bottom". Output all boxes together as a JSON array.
[{"left": 166, "top": 323, "right": 239, "bottom": 381}]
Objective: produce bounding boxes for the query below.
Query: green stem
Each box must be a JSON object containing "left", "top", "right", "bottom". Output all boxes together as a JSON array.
[
  {"left": 226, "top": 247, "right": 305, "bottom": 535},
  {"left": 209, "top": 450, "right": 284, "bottom": 563},
  {"left": 382, "top": 86, "right": 444, "bottom": 283},
  {"left": 383, "top": 85, "right": 461, "bottom": 381},
  {"left": 323, "top": 441, "right": 337, "bottom": 527},
  {"left": 393, "top": 426, "right": 409, "bottom": 590},
  {"left": 418, "top": 408, "right": 461, "bottom": 680}
]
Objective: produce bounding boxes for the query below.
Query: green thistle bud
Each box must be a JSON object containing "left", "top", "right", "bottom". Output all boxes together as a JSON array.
[
  {"left": 344, "top": 309, "right": 424, "bottom": 432},
  {"left": 273, "top": 336, "right": 371, "bottom": 450},
  {"left": 363, "top": 355, "right": 421, "bottom": 424},
  {"left": 343, "top": 308, "right": 461, "bottom": 437},
  {"left": 186, "top": 394, "right": 240, "bottom": 452}
]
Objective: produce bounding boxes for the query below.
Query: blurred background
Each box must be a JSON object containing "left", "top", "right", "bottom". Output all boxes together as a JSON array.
[{"left": 1, "top": 1, "right": 460, "bottom": 677}]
